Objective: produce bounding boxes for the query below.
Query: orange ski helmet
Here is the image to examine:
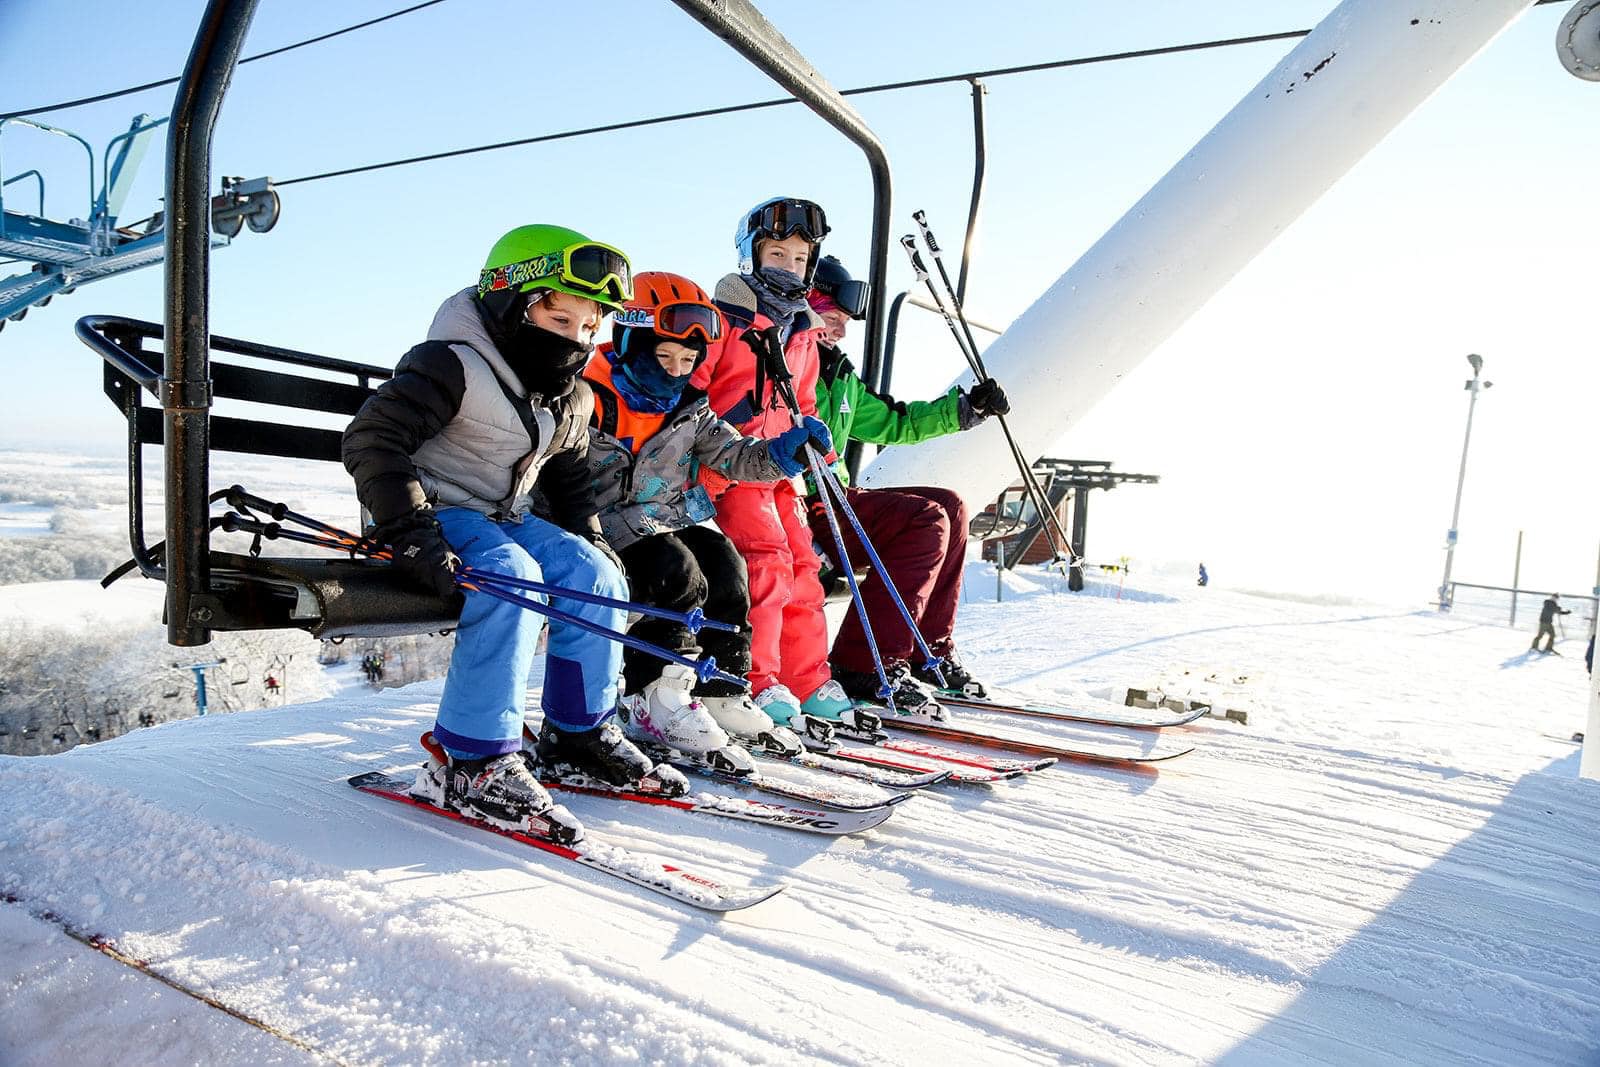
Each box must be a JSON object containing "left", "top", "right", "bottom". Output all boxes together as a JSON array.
[{"left": 613, "top": 271, "right": 723, "bottom": 360}]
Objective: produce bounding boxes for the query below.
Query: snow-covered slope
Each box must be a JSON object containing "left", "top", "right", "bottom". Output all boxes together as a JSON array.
[{"left": 3, "top": 571, "right": 1596, "bottom": 1066}]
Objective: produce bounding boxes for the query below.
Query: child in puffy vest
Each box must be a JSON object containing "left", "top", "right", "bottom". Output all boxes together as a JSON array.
[{"left": 342, "top": 224, "right": 678, "bottom": 840}]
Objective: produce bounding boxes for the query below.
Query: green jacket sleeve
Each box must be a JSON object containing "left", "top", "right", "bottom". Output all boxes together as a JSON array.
[{"left": 834, "top": 371, "right": 963, "bottom": 447}]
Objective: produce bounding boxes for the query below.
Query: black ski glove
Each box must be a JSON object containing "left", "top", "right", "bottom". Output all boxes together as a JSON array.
[
  {"left": 967, "top": 379, "right": 1010, "bottom": 419},
  {"left": 582, "top": 530, "right": 626, "bottom": 579},
  {"left": 375, "top": 510, "right": 460, "bottom": 600}
]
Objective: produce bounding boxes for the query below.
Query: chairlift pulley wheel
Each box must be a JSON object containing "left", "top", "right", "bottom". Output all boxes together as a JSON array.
[
  {"left": 246, "top": 189, "right": 281, "bottom": 234},
  {"left": 1557, "top": 0, "right": 1600, "bottom": 81},
  {"left": 214, "top": 210, "right": 245, "bottom": 239}
]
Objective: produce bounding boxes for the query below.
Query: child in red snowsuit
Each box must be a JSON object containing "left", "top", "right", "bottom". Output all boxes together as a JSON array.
[{"left": 689, "top": 197, "right": 877, "bottom": 735}]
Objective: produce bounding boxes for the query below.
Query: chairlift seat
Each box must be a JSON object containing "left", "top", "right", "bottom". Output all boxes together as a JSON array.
[{"left": 79, "top": 314, "right": 460, "bottom": 639}]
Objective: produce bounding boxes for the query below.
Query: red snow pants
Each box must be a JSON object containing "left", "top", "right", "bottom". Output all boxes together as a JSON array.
[
  {"left": 713, "top": 478, "right": 831, "bottom": 701},
  {"left": 808, "top": 485, "right": 968, "bottom": 673}
]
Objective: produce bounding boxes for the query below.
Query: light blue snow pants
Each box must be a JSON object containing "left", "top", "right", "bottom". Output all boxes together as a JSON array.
[{"left": 430, "top": 507, "right": 627, "bottom": 758}]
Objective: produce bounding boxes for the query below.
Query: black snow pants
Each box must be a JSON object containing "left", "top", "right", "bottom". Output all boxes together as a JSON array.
[{"left": 618, "top": 525, "right": 752, "bottom": 697}]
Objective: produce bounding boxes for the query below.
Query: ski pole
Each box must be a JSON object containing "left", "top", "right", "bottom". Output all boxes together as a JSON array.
[
  {"left": 809, "top": 455, "right": 948, "bottom": 688},
  {"left": 899, "top": 230, "right": 1079, "bottom": 573},
  {"left": 218, "top": 513, "right": 738, "bottom": 635},
  {"left": 742, "top": 326, "right": 898, "bottom": 710},
  {"left": 911, "top": 212, "right": 1083, "bottom": 570},
  {"left": 456, "top": 565, "right": 735, "bottom": 635},
  {"left": 224, "top": 485, "right": 374, "bottom": 550},
  {"left": 455, "top": 576, "right": 745, "bottom": 687},
  {"left": 220, "top": 514, "right": 742, "bottom": 685}
]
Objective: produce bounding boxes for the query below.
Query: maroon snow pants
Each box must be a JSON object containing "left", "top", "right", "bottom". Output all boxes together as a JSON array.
[{"left": 807, "top": 484, "right": 968, "bottom": 673}]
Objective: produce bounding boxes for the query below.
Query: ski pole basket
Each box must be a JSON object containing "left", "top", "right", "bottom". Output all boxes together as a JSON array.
[{"left": 77, "top": 313, "right": 462, "bottom": 640}]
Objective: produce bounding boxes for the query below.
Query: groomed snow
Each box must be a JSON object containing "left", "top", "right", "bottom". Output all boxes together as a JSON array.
[{"left": 2, "top": 569, "right": 1597, "bottom": 1065}]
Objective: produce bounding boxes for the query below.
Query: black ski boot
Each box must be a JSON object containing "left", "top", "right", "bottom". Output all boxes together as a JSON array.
[
  {"left": 532, "top": 719, "right": 690, "bottom": 796},
  {"left": 914, "top": 653, "right": 987, "bottom": 699},
  {"left": 833, "top": 663, "right": 945, "bottom": 722},
  {"left": 415, "top": 731, "right": 583, "bottom": 842},
  {"left": 831, "top": 665, "right": 893, "bottom": 706}
]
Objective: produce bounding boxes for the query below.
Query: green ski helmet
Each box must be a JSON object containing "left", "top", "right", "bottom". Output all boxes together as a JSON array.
[{"left": 476, "top": 224, "right": 634, "bottom": 329}]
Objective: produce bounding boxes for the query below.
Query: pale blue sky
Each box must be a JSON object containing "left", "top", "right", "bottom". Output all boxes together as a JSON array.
[{"left": 2, "top": 1, "right": 1595, "bottom": 601}]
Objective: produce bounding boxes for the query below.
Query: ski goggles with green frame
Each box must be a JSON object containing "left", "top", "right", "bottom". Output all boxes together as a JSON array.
[{"left": 478, "top": 241, "right": 634, "bottom": 306}]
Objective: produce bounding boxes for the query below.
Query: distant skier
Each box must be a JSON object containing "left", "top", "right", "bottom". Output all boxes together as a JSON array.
[
  {"left": 343, "top": 224, "right": 682, "bottom": 839},
  {"left": 1532, "top": 594, "right": 1569, "bottom": 654},
  {"left": 803, "top": 254, "right": 1009, "bottom": 705},
  {"left": 1198, "top": 563, "right": 1209, "bottom": 588}
]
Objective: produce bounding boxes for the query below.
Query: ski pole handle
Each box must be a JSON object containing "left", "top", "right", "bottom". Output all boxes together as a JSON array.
[
  {"left": 912, "top": 210, "right": 941, "bottom": 254},
  {"left": 899, "top": 234, "right": 929, "bottom": 282}
]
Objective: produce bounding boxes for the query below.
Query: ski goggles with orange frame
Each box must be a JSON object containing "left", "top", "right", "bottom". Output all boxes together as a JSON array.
[{"left": 614, "top": 300, "right": 723, "bottom": 343}]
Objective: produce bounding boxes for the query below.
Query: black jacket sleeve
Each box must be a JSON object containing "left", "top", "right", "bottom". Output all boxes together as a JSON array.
[{"left": 341, "top": 341, "right": 466, "bottom": 525}]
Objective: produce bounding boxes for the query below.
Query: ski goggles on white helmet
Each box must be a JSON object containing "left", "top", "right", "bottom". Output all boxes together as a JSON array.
[{"left": 748, "top": 198, "right": 830, "bottom": 244}]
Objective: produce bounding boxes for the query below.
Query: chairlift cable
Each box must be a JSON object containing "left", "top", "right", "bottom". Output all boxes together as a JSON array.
[
  {"left": 0, "top": 0, "right": 452, "bottom": 122},
  {"left": 270, "top": 2, "right": 1570, "bottom": 190},
  {"left": 274, "top": 28, "right": 1318, "bottom": 187}
]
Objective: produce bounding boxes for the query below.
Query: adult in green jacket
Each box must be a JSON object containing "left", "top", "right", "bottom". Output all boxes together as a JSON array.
[{"left": 806, "top": 256, "right": 1009, "bottom": 705}]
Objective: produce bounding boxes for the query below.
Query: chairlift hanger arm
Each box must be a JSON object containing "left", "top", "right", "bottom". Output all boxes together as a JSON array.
[{"left": 670, "top": 0, "right": 893, "bottom": 396}]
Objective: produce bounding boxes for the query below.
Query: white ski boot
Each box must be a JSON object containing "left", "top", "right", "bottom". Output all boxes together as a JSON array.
[
  {"left": 621, "top": 665, "right": 755, "bottom": 777},
  {"left": 700, "top": 692, "right": 805, "bottom": 758}
]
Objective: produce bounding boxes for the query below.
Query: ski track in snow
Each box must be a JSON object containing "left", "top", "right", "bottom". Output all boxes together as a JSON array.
[{"left": 2, "top": 570, "right": 1598, "bottom": 1065}]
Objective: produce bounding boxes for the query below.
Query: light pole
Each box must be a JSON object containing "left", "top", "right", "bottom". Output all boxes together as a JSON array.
[{"left": 1438, "top": 353, "right": 1492, "bottom": 611}]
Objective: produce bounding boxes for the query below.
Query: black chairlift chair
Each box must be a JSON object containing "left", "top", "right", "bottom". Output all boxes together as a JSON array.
[
  {"left": 78, "top": 314, "right": 462, "bottom": 640},
  {"left": 99, "top": 0, "right": 894, "bottom": 648}
]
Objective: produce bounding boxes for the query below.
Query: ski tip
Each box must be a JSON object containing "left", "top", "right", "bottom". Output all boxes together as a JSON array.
[
  {"left": 715, "top": 882, "right": 788, "bottom": 912},
  {"left": 348, "top": 770, "right": 402, "bottom": 790}
]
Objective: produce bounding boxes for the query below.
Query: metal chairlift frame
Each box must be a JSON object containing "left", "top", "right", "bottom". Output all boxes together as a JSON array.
[
  {"left": 80, "top": 0, "right": 911, "bottom": 647},
  {"left": 0, "top": 109, "right": 277, "bottom": 329}
]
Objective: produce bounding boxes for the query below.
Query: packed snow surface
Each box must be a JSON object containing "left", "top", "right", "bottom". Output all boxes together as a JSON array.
[{"left": 3, "top": 569, "right": 1597, "bottom": 1065}]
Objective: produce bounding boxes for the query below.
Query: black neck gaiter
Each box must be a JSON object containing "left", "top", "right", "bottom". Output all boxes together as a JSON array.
[{"left": 501, "top": 321, "right": 592, "bottom": 399}]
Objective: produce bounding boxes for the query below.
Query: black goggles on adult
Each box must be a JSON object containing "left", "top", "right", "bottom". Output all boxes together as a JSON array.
[
  {"left": 816, "top": 277, "right": 870, "bottom": 319},
  {"left": 752, "top": 199, "right": 830, "bottom": 244}
]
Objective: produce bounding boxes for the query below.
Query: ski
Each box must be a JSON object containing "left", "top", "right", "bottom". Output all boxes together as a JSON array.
[
  {"left": 802, "top": 737, "right": 1037, "bottom": 784},
  {"left": 349, "top": 771, "right": 783, "bottom": 913},
  {"left": 935, "top": 691, "right": 1211, "bottom": 729},
  {"left": 535, "top": 769, "right": 897, "bottom": 835},
  {"left": 755, "top": 745, "right": 954, "bottom": 789},
  {"left": 878, "top": 716, "right": 1194, "bottom": 767},
  {"left": 655, "top": 750, "right": 914, "bottom": 813}
]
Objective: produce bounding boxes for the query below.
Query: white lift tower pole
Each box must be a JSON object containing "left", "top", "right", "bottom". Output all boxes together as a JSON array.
[{"left": 862, "top": 0, "right": 1535, "bottom": 503}]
